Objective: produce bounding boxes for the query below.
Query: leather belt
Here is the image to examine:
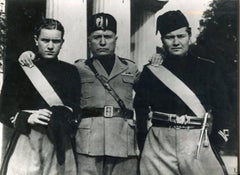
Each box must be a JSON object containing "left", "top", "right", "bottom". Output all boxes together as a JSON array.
[
  {"left": 151, "top": 111, "right": 204, "bottom": 129},
  {"left": 152, "top": 120, "right": 202, "bottom": 129},
  {"left": 82, "top": 107, "right": 133, "bottom": 119}
]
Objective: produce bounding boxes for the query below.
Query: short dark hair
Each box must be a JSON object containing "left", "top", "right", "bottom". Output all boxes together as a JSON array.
[{"left": 34, "top": 18, "right": 65, "bottom": 38}]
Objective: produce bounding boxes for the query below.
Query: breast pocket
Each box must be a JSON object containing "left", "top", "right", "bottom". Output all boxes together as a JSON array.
[
  {"left": 81, "top": 78, "right": 95, "bottom": 98},
  {"left": 121, "top": 75, "right": 135, "bottom": 101},
  {"left": 122, "top": 75, "right": 135, "bottom": 85}
]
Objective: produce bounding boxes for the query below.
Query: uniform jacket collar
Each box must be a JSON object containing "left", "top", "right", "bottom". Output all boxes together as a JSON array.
[{"left": 91, "top": 55, "right": 128, "bottom": 81}]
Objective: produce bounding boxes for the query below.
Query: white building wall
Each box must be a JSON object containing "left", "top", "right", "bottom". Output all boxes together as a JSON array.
[
  {"left": 46, "top": 0, "right": 87, "bottom": 64},
  {"left": 131, "top": 11, "right": 158, "bottom": 70}
]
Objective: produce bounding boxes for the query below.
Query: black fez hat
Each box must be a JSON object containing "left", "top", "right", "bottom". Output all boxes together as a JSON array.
[
  {"left": 156, "top": 10, "right": 189, "bottom": 36},
  {"left": 88, "top": 13, "right": 117, "bottom": 35}
]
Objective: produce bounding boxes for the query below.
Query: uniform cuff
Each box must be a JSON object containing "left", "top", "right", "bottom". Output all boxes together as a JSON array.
[{"left": 15, "top": 111, "right": 31, "bottom": 135}]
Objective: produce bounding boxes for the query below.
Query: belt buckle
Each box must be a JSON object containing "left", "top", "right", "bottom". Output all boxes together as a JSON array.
[
  {"left": 176, "top": 115, "right": 186, "bottom": 124},
  {"left": 104, "top": 106, "right": 114, "bottom": 118}
]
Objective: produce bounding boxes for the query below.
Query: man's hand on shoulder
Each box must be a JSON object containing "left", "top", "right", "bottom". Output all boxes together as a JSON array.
[
  {"left": 148, "top": 53, "right": 164, "bottom": 67},
  {"left": 19, "top": 51, "right": 36, "bottom": 67}
]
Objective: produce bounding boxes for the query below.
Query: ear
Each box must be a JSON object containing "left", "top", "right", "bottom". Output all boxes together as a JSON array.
[
  {"left": 161, "top": 39, "right": 167, "bottom": 51},
  {"left": 115, "top": 35, "right": 118, "bottom": 42},
  {"left": 161, "top": 37, "right": 165, "bottom": 45},
  {"left": 87, "top": 36, "right": 91, "bottom": 48},
  {"left": 60, "top": 39, "right": 65, "bottom": 47},
  {"left": 34, "top": 35, "right": 38, "bottom": 46}
]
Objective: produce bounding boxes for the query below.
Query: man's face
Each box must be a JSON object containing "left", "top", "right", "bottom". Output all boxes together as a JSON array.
[
  {"left": 162, "top": 27, "right": 190, "bottom": 57},
  {"left": 34, "top": 29, "right": 64, "bottom": 59},
  {"left": 88, "top": 30, "right": 118, "bottom": 56}
]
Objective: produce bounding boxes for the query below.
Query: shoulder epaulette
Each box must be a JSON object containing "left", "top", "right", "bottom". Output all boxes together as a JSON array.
[
  {"left": 119, "top": 57, "right": 136, "bottom": 65},
  {"left": 74, "top": 58, "right": 86, "bottom": 63},
  {"left": 196, "top": 56, "right": 215, "bottom": 64}
]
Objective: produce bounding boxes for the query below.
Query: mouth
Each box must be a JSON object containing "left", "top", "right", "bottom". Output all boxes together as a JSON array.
[
  {"left": 45, "top": 52, "right": 55, "bottom": 55},
  {"left": 97, "top": 48, "right": 108, "bottom": 52},
  {"left": 171, "top": 48, "right": 182, "bottom": 52}
]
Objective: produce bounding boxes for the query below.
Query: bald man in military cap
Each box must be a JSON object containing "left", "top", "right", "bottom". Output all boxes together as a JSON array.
[
  {"left": 134, "top": 10, "right": 228, "bottom": 175},
  {"left": 73, "top": 12, "right": 140, "bottom": 175}
]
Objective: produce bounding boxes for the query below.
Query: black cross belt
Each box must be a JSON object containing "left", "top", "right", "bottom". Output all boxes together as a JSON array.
[
  {"left": 151, "top": 111, "right": 204, "bottom": 129},
  {"left": 82, "top": 107, "right": 133, "bottom": 119}
]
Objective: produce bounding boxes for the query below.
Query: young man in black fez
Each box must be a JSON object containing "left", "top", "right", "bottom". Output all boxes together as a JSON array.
[{"left": 134, "top": 10, "right": 229, "bottom": 175}]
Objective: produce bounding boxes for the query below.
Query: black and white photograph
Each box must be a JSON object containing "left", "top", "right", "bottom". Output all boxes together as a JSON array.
[{"left": 0, "top": 0, "right": 238, "bottom": 175}]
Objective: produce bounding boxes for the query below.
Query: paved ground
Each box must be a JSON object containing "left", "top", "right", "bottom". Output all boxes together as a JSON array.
[{"left": 222, "top": 155, "right": 238, "bottom": 175}]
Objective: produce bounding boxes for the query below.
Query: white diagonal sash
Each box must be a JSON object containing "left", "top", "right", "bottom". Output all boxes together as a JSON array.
[
  {"left": 21, "top": 65, "right": 63, "bottom": 106},
  {"left": 148, "top": 65, "right": 206, "bottom": 117}
]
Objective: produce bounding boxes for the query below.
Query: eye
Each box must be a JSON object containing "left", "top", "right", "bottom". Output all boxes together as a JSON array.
[
  {"left": 104, "top": 35, "right": 112, "bottom": 39},
  {"left": 52, "top": 39, "right": 62, "bottom": 44},
  {"left": 41, "top": 39, "right": 50, "bottom": 43},
  {"left": 177, "top": 34, "right": 187, "bottom": 39},
  {"left": 92, "top": 35, "right": 101, "bottom": 40},
  {"left": 164, "top": 35, "right": 174, "bottom": 40}
]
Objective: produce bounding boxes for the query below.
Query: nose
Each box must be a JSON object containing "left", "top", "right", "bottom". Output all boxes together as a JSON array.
[
  {"left": 47, "top": 41, "right": 54, "bottom": 50},
  {"left": 99, "top": 36, "right": 106, "bottom": 46},
  {"left": 173, "top": 37, "right": 180, "bottom": 45}
]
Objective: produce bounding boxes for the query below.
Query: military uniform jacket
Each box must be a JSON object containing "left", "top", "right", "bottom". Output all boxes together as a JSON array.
[
  {"left": 134, "top": 53, "right": 230, "bottom": 147},
  {"left": 75, "top": 55, "right": 140, "bottom": 157},
  {"left": 0, "top": 58, "right": 81, "bottom": 134}
]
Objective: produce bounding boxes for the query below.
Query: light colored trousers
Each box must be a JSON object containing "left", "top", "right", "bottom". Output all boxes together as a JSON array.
[
  {"left": 77, "top": 154, "right": 138, "bottom": 175},
  {"left": 6, "top": 128, "right": 77, "bottom": 175},
  {"left": 140, "top": 127, "right": 225, "bottom": 175}
]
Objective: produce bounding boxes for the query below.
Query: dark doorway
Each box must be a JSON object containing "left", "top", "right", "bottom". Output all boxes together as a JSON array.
[{"left": 5, "top": 0, "right": 46, "bottom": 66}]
